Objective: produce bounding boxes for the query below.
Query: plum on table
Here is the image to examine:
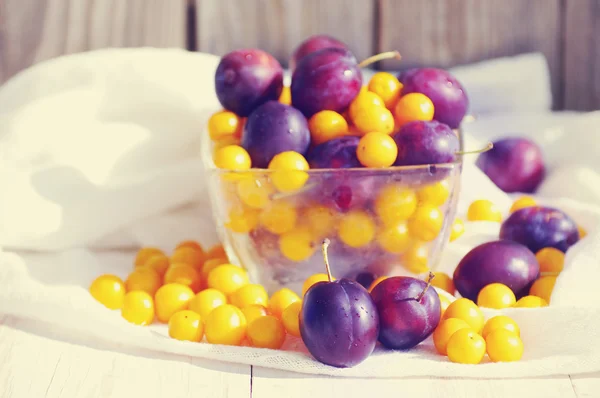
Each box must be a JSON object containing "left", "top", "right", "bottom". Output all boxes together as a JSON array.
[
  {"left": 241, "top": 101, "right": 310, "bottom": 168},
  {"left": 476, "top": 137, "right": 545, "bottom": 193},
  {"left": 370, "top": 273, "right": 441, "bottom": 350},
  {"left": 300, "top": 240, "right": 379, "bottom": 368},
  {"left": 453, "top": 240, "right": 540, "bottom": 300},
  {"left": 215, "top": 49, "right": 283, "bottom": 117},
  {"left": 500, "top": 206, "right": 580, "bottom": 253}
]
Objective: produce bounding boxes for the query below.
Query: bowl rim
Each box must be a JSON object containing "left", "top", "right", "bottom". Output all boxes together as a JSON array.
[
  {"left": 205, "top": 160, "right": 462, "bottom": 174},
  {"left": 202, "top": 119, "right": 465, "bottom": 174}
]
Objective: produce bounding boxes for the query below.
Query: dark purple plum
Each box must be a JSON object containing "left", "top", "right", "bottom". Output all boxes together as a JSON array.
[
  {"left": 241, "top": 101, "right": 310, "bottom": 168},
  {"left": 355, "top": 272, "right": 378, "bottom": 290},
  {"left": 370, "top": 275, "right": 441, "bottom": 350},
  {"left": 401, "top": 68, "right": 469, "bottom": 129},
  {"left": 397, "top": 68, "right": 419, "bottom": 85},
  {"left": 344, "top": 271, "right": 378, "bottom": 290},
  {"left": 290, "top": 34, "right": 347, "bottom": 72},
  {"left": 215, "top": 49, "right": 283, "bottom": 117},
  {"left": 392, "top": 120, "right": 460, "bottom": 166},
  {"left": 306, "top": 136, "right": 361, "bottom": 169},
  {"left": 453, "top": 240, "right": 540, "bottom": 300},
  {"left": 300, "top": 241, "right": 379, "bottom": 368},
  {"left": 291, "top": 48, "right": 362, "bottom": 118},
  {"left": 500, "top": 206, "right": 579, "bottom": 253},
  {"left": 476, "top": 137, "right": 545, "bottom": 193}
]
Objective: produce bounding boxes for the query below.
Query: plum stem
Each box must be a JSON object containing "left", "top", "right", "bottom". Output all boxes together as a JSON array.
[
  {"left": 415, "top": 272, "right": 435, "bottom": 302},
  {"left": 455, "top": 142, "right": 493, "bottom": 156},
  {"left": 358, "top": 51, "right": 401, "bottom": 68},
  {"left": 321, "top": 239, "right": 334, "bottom": 282}
]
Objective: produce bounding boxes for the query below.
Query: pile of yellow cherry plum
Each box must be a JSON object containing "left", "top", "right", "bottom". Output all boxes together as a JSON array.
[
  {"left": 88, "top": 192, "right": 585, "bottom": 367},
  {"left": 207, "top": 34, "right": 470, "bottom": 282},
  {"left": 90, "top": 241, "right": 304, "bottom": 348}
]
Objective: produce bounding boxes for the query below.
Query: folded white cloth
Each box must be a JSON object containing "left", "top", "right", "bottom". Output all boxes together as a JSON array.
[{"left": 1, "top": 48, "right": 599, "bottom": 378}]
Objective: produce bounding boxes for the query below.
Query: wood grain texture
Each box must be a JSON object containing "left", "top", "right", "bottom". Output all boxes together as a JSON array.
[
  {"left": 0, "top": 0, "right": 187, "bottom": 84},
  {"left": 571, "top": 372, "right": 600, "bottom": 398},
  {"left": 0, "top": 316, "right": 251, "bottom": 398},
  {"left": 564, "top": 0, "right": 600, "bottom": 110},
  {"left": 0, "top": 315, "right": 597, "bottom": 398},
  {"left": 196, "top": 0, "right": 375, "bottom": 65},
  {"left": 378, "top": 0, "right": 563, "bottom": 107},
  {"left": 252, "top": 367, "right": 578, "bottom": 398}
]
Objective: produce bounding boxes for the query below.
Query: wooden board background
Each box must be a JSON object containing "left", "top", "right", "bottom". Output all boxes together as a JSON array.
[{"left": 0, "top": 0, "right": 599, "bottom": 110}]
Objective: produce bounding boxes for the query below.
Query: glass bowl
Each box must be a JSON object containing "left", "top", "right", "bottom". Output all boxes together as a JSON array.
[{"left": 202, "top": 133, "right": 463, "bottom": 295}]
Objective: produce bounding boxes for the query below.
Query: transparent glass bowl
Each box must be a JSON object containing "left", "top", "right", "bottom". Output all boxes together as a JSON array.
[{"left": 202, "top": 133, "right": 463, "bottom": 295}]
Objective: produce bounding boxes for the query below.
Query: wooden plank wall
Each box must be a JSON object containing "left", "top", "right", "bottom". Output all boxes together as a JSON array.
[{"left": 0, "top": 0, "right": 599, "bottom": 110}]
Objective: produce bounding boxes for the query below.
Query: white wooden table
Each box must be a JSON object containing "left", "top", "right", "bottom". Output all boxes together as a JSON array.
[{"left": 1, "top": 315, "right": 598, "bottom": 398}]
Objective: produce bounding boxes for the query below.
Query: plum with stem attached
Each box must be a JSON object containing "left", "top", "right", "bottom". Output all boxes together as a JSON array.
[
  {"left": 370, "top": 273, "right": 441, "bottom": 350},
  {"left": 300, "top": 239, "right": 380, "bottom": 368}
]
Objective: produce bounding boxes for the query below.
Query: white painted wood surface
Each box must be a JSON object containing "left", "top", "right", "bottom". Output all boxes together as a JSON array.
[{"left": 0, "top": 314, "right": 597, "bottom": 398}]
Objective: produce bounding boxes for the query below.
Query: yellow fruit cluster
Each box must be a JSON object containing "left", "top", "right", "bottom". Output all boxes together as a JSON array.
[
  {"left": 434, "top": 298, "right": 524, "bottom": 364},
  {"left": 222, "top": 177, "right": 463, "bottom": 274},
  {"left": 89, "top": 241, "right": 305, "bottom": 349}
]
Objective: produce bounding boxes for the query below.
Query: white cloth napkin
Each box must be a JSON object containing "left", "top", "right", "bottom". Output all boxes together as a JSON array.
[{"left": 1, "top": 48, "right": 599, "bottom": 378}]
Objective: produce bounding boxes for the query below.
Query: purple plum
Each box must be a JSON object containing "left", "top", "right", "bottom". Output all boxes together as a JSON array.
[
  {"left": 401, "top": 68, "right": 469, "bottom": 129},
  {"left": 290, "top": 35, "right": 347, "bottom": 72},
  {"left": 343, "top": 271, "right": 378, "bottom": 290},
  {"left": 500, "top": 206, "right": 579, "bottom": 253},
  {"left": 241, "top": 101, "right": 310, "bottom": 168},
  {"left": 355, "top": 272, "right": 378, "bottom": 290},
  {"left": 306, "top": 136, "right": 361, "bottom": 169},
  {"left": 476, "top": 137, "right": 545, "bottom": 193},
  {"left": 215, "top": 49, "right": 283, "bottom": 117},
  {"left": 300, "top": 241, "right": 379, "bottom": 368},
  {"left": 453, "top": 240, "right": 540, "bottom": 300},
  {"left": 393, "top": 120, "right": 460, "bottom": 166},
  {"left": 291, "top": 48, "right": 362, "bottom": 118},
  {"left": 370, "top": 275, "right": 441, "bottom": 350},
  {"left": 397, "top": 68, "right": 418, "bottom": 85}
]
